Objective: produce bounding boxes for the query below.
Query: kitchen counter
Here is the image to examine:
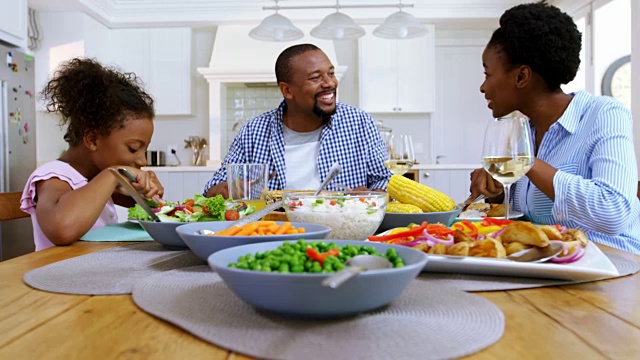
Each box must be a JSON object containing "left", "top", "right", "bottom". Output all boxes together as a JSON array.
[
  {"left": 142, "top": 166, "right": 219, "bottom": 172},
  {"left": 412, "top": 163, "right": 479, "bottom": 170}
]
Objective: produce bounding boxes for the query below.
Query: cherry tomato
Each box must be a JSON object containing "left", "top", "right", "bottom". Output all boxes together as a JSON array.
[{"left": 225, "top": 209, "right": 240, "bottom": 221}]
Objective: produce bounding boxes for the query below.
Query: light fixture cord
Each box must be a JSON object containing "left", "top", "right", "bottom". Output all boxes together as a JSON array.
[{"left": 336, "top": 0, "right": 340, "bottom": 13}]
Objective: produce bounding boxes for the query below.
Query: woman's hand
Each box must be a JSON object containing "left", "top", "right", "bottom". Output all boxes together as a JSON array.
[{"left": 468, "top": 168, "right": 503, "bottom": 201}]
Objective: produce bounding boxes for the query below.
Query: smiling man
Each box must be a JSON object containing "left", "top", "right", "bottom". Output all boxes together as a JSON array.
[{"left": 204, "top": 44, "right": 392, "bottom": 197}]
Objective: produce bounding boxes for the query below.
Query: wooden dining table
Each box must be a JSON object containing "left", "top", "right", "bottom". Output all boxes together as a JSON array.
[{"left": 0, "top": 241, "right": 638, "bottom": 359}]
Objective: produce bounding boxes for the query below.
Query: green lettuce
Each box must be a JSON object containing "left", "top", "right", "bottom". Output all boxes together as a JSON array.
[{"left": 127, "top": 204, "right": 153, "bottom": 221}]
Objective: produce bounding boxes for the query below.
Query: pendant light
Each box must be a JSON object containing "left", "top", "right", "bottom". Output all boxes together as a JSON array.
[
  {"left": 251, "top": 1, "right": 427, "bottom": 42},
  {"left": 310, "top": 1, "right": 365, "bottom": 40},
  {"left": 373, "top": 1, "right": 428, "bottom": 39},
  {"left": 249, "top": 0, "right": 303, "bottom": 42}
]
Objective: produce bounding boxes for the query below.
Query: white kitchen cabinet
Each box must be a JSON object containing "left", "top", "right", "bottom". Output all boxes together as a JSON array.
[
  {"left": 152, "top": 170, "right": 214, "bottom": 202},
  {"left": 419, "top": 168, "right": 473, "bottom": 204},
  {"left": 108, "top": 27, "right": 192, "bottom": 115},
  {"left": 359, "top": 25, "right": 435, "bottom": 113},
  {"left": 0, "top": 0, "right": 27, "bottom": 48}
]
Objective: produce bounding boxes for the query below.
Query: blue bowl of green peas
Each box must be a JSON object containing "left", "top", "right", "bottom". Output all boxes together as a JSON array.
[{"left": 208, "top": 239, "right": 428, "bottom": 318}]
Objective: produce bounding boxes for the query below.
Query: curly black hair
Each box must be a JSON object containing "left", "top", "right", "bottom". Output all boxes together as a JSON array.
[
  {"left": 275, "top": 43, "right": 321, "bottom": 84},
  {"left": 41, "top": 58, "right": 155, "bottom": 146},
  {"left": 487, "top": 1, "right": 582, "bottom": 90}
]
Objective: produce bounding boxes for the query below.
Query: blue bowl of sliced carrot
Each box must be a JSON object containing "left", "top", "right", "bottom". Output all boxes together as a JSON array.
[{"left": 176, "top": 221, "right": 332, "bottom": 260}]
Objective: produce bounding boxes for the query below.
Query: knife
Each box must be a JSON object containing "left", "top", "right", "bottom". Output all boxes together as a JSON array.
[{"left": 109, "top": 167, "right": 162, "bottom": 222}]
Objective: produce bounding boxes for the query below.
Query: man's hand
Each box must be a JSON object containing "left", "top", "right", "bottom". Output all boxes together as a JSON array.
[{"left": 206, "top": 181, "right": 229, "bottom": 199}]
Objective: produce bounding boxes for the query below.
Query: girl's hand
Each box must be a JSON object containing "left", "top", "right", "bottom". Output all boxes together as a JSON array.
[
  {"left": 118, "top": 166, "right": 165, "bottom": 205},
  {"left": 468, "top": 168, "right": 503, "bottom": 201}
]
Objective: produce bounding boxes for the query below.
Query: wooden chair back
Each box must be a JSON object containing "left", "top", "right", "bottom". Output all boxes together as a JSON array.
[
  {"left": 0, "top": 192, "right": 29, "bottom": 221},
  {"left": 637, "top": 181, "right": 640, "bottom": 200}
]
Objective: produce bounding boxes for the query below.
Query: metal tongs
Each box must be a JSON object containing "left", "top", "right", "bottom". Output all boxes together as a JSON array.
[{"left": 109, "top": 167, "right": 161, "bottom": 222}]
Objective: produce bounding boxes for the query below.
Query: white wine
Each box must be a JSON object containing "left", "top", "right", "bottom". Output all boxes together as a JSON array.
[
  {"left": 482, "top": 156, "right": 533, "bottom": 184},
  {"left": 384, "top": 160, "right": 414, "bottom": 175}
]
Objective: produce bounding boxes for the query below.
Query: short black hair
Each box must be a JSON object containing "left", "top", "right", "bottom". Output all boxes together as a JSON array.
[
  {"left": 275, "top": 43, "right": 321, "bottom": 84},
  {"left": 42, "top": 58, "right": 155, "bottom": 146},
  {"left": 487, "top": 1, "right": 582, "bottom": 89}
]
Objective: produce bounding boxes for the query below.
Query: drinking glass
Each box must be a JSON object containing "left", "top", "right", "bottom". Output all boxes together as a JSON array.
[
  {"left": 226, "top": 163, "right": 269, "bottom": 210},
  {"left": 384, "top": 134, "right": 415, "bottom": 175},
  {"left": 481, "top": 114, "right": 534, "bottom": 219}
]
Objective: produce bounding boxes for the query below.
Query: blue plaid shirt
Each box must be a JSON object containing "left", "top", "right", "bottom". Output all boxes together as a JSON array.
[{"left": 204, "top": 101, "right": 392, "bottom": 193}]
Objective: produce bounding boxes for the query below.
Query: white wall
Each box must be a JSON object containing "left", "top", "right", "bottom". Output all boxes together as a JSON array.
[
  {"left": 593, "top": 0, "right": 631, "bottom": 96},
  {"left": 33, "top": 13, "right": 214, "bottom": 167},
  {"left": 148, "top": 27, "right": 214, "bottom": 166},
  {"left": 34, "top": 12, "right": 87, "bottom": 165}
]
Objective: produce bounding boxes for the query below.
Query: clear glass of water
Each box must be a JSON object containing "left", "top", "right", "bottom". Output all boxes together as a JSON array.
[
  {"left": 384, "top": 134, "right": 415, "bottom": 175},
  {"left": 226, "top": 163, "right": 269, "bottom": 210},
  {"left": 481, "top": 114, "right": 534, "bottom": 219}
]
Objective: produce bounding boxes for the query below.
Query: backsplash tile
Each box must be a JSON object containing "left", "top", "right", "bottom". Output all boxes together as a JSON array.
[{"left": 224, "top": 85, "right": 282, "bottom": 156}]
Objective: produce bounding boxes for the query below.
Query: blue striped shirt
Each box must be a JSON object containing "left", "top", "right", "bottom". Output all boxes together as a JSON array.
[
  {"left": 204, "top": 101, "right": 393, "bottom": 193},
  {"left": 512, "top": 91, "right": 640, "bottom": 253}
]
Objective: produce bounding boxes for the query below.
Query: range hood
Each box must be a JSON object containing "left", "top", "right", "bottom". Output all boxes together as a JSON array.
[
  {"left": 198, "top": 24, "right": 347, "bottom": 83},
  {"left": 197, "top": 25, "right": 348, "bottom": 166}
]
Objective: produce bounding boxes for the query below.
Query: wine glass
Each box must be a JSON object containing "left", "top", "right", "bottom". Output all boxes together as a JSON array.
[
  {"left": 384, "top": 134, "right": 415, "bottom": 175},
  {"left": 481, "top": 114, "right": 534, "bottom": 219}
]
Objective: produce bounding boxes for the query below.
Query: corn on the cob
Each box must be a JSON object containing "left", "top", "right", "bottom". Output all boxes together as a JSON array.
[
  {"left": 387, "top": 174, "right": 456, "bottom": 212},
  {"left": 386, "top": 202, "right": 423, "bottom": 213}
]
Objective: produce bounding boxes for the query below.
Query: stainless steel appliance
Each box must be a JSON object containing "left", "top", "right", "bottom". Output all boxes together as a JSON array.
[
  {"left": 0, "top": 44, "right": 36, "bottom": 260},
  {"left": 146, "top": 150, "right": 165, "bottom": 166}
]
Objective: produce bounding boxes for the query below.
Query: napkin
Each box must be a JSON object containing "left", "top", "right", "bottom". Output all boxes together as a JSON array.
[{"left": 80, "top": 222, "right": 153, "bottom": 242}]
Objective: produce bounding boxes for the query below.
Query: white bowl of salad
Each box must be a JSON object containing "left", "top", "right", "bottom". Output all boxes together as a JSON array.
[
  {"left": 129, "top": 194, "right": 256, "bottom": 249},
  {"left": 282, "top": 191, "right": 388, "bottom": 240}
]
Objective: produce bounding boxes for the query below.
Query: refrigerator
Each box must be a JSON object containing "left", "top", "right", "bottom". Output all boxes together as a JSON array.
[{"left": 0, "top": 43, "right": 36, "bottom": 261}]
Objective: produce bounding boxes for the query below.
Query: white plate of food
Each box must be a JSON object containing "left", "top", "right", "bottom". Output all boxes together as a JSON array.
[
  {"left": 457, "top": 203, "right": 524, "bottom": 221},
  {"left": 422, "top": 242, "right": 619, "bottom": 281},
  {"left": 457, "top": 210, "right": 524, "bottom": 221},
  {"left": 373, "top": 221, "right": 619, "bottom": 281}
]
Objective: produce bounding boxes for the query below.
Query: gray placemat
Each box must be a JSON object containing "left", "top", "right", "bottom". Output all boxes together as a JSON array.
[
  {"left": 132, "top": 266, "right": 505, "bottom": 360},
  {"left": 417, "top": 254, "right": 639, "bottom": 292},
  {"left": 80, "top": 222, "right": 153, "bottom": 242},
  {"left": 23, "top": 243, "right": 204, "bottom": 295}
]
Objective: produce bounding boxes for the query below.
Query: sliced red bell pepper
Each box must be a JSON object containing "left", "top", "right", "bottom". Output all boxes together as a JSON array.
[
  {"left": 367, "top": 223, "right": 428, "bottom": 242},
  {"left": 460, "top": 219, "right": 478, "bottom": 238},
  {"left": 425, "top": 223, "right": 454, "bottom": 237},
  {"left": 306, "top": 247, "right": 340, "bottom": 265},
  {"left": 480, "top": 218, "right": 514, "bottom": 226},
  {"left": 183, "top": 199, "right": 195, "bottom": 207}
]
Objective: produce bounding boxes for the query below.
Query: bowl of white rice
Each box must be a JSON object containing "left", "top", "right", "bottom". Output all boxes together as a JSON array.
[{"left": 282, "top": 191, "right": 389, "bottom": 240}]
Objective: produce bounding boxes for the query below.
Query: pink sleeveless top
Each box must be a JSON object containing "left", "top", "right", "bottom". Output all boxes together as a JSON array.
[{"left": 20, "top": 160, "right": 117, "bottom": 251}]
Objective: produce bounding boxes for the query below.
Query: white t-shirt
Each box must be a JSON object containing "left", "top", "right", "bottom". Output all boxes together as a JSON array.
[{"left": 283, "top": 125, "right": 322, "bottom": 190}]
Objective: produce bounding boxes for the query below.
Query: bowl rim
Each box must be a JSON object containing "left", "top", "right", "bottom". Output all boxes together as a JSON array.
[
  {"left": 208, "top": 239, "right": 428, "bottom": 277},
  {"left": 281, "top": 191, "right": 389, "bottom": 199},
  {"left": 174, "top": 220, "right": 333, "bottom": 239}
]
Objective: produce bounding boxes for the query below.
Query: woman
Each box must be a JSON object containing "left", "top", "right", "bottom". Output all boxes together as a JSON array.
[{"left": 468, "top": 1, "right": 640, "bottom": 253}]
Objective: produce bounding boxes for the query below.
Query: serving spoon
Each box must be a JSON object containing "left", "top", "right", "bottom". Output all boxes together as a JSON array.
[
  {"left": 506, "top": 241, "right": 565, "bottom": 263},
  {"left": 322, "top": 255, "right": 393, "bottom": 288}
]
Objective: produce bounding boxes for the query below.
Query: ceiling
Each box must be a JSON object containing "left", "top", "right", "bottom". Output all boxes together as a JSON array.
[{"left": 26, "top": 0, "right": 554, "bottom": 28}]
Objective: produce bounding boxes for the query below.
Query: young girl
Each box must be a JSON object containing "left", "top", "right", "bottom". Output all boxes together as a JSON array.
[{"left": 21, "top": 58, "right": 164, "bottom": 251}]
